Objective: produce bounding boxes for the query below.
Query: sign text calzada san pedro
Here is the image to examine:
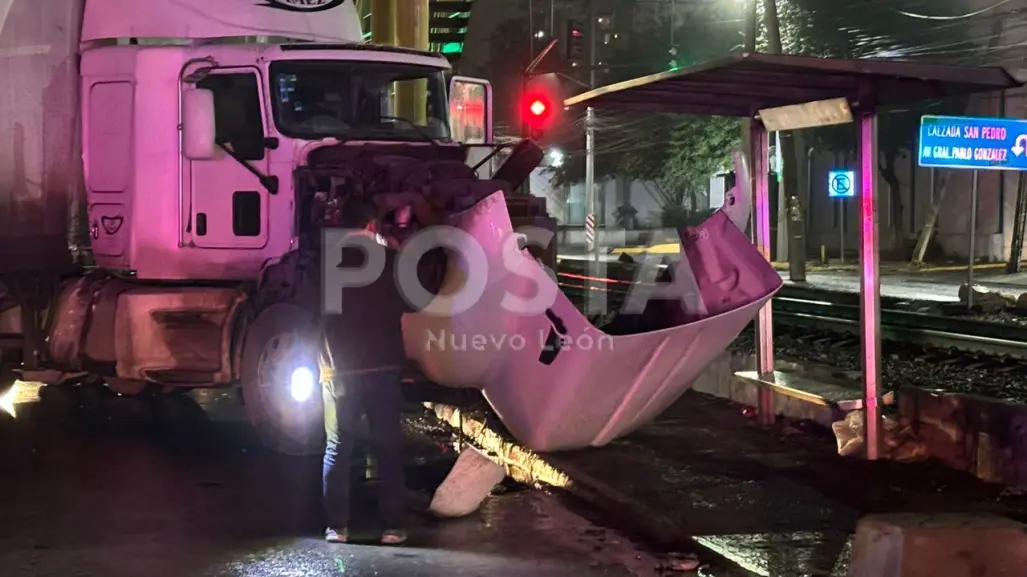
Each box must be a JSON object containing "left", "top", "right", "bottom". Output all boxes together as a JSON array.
[{"left": 918, "top": 115, "right": 1027, "bottom": 171}]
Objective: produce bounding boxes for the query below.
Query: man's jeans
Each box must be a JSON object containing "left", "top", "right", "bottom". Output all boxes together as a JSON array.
[{"left": 320, "top": 346, "right": 406, "bottom": 530}]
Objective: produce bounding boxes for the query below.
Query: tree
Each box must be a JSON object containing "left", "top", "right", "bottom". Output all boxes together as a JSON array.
[
  {"left": 547, "top": 5, "right": 743, "bottom": 216},
  {"left": 782, "top": 0, "right": 1007, "bottom": 257}
]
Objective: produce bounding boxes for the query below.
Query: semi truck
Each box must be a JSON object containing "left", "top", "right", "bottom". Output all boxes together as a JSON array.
[{"left": 0, "top": 0, "right": 526, "bottom": 453}]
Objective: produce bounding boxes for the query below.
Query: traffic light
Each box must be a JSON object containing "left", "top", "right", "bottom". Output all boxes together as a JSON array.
[
  {"left": 522, "top": 93, "right": 552, "bottom": 140},
  {"left": 565, "top": 19, "right": 584, "bottom": 66},
  {"left": 529, "top": 98, "right": 547, "bottom": 119},
  {"left": 520, "top": 73, "right": 563, "bottom": 142}
]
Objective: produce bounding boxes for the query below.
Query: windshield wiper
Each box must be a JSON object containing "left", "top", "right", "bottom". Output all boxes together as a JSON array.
[{"left": 379, "top": 115, "right": 441, "bottom": 147}]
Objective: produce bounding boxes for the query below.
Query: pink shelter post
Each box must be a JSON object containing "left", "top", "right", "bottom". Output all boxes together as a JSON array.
[
  {"left": 858, "top": 109, "right": 882, "bottom": 460},
  {"left": 750, "top": 121, "right": 775, "bottom": 425}
]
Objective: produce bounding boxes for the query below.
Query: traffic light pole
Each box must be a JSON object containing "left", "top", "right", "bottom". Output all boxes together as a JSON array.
[
  {"left": 584, "top": 4, "right": 598, "bottom": 261},
  {"left": 520, "top": 38, "right": 559, "bottom": 196}
]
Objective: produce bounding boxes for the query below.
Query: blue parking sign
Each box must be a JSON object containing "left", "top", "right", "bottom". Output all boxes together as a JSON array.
[{"left": 828, "top": 170, "right": 855, "bottom": 198}]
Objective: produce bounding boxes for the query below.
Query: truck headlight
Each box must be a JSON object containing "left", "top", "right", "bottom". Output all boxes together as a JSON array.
[{"left": 290, "top": 366, "right": 315, "bottom": 402}]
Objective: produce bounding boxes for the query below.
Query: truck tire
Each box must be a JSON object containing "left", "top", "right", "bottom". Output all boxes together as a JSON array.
[{"left": 240, "top": 303, "right": 324, "bottom": 455}]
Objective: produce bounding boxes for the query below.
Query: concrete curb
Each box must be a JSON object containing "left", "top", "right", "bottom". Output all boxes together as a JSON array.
[
  {"left": 426, "top": 350, "right": 1027, "bottom": 493},
  {"left": 698, "top": 351, "right": 1027, "bottom": 488},
  {"left": 426, "top": 402, "right": 695, "bottom": 547}
]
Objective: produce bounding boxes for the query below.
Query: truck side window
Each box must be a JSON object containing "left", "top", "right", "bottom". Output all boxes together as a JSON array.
[{"left": 197, "top": 72, "right": 265, "bottom": 161}]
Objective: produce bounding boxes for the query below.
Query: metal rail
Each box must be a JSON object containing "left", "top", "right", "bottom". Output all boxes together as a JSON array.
[
  {"left": 773, "top": 301, "right": 1027, "bottom": 360},
  {"left": 555, "top": 270, "right": 1027, "bottom": 360}
]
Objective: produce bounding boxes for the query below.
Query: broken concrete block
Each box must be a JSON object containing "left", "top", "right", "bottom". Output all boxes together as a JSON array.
[
  {"left": 848, "top": 513, "right": 1027, "bottom": 577},
  {"left": 958, "top": 283, "right": 1007, "bottom": 312},
  {"left": 1017, "top": 292, "right": 1027, "bottom": 310},
  {"left": 832, "top": 410, "right": 927, "bottom": 462},
  {"left": 974, "top": 431, "right": 1009, "bottom": 484},
  {"left": 429, "top": 445, "right": 507, "bottom": 518}
]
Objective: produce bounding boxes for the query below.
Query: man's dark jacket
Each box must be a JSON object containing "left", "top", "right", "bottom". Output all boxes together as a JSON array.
[{"left": 320, "top": 234, "right": 445, "bottom": 375}]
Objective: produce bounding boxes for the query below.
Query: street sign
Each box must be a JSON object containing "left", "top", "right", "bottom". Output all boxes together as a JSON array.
[
  {"left": 828, "top": 170, "right": 855, "bottom": 198},
  {"left": 918, "top": 115, "right": 1027, "bottom": 171}
]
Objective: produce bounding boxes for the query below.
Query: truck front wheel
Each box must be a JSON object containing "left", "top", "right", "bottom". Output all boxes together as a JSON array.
[{"left": 240, "top": 303, "right": 324, "bottom": 455}]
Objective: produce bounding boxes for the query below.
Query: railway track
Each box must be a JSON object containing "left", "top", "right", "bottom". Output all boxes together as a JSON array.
[
  {"left": 553, "top": 263, "right": 1027, "bottom": 361},
  {"left": 771, "top": 297, "right": 1027, "bottom": 360}
]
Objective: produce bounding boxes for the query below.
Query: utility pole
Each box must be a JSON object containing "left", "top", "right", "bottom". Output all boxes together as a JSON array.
[
  {"left": 529, "top": 0, "right": 535, "bottom": 58},
  {"left": 525, "top": 0, "right": 535, "bottom": 195},
  {"left": 740, "top": 0, "right": 757, "bottom": 225},
  {"left": 584, "top": 1, "right": 598, "bottom": 261}
]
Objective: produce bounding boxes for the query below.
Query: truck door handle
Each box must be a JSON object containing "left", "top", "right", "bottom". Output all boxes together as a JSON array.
[{"left": 196, "top": 213, "right": 207, "bottom": 236}]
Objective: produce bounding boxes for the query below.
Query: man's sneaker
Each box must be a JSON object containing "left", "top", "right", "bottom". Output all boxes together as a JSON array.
[
  {"left": 380, "top": 529, "right": 407, "bottom": 545},
  {"left": 325, "top": 528, "right": 348, "bottom": 543}
]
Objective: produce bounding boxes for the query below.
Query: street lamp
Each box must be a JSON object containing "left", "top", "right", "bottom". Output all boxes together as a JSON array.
[{"left": 549, "top": 148, "right": 564, "bottom": 167}]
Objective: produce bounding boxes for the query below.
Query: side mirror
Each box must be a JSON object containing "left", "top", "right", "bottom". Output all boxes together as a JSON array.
[
  {"left": 448, "top": 76, "right": 493, "bottom": 145},
  {"left": 182, "top": 88, "right": 216, "bottom": 160}
]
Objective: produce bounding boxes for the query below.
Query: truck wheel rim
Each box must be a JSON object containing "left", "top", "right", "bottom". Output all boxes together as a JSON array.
[{"left": 256, "top": 331, "right": 315, "bottom": 434}]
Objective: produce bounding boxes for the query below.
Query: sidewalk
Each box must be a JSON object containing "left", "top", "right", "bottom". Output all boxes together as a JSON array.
[
  {"left": 428, "top": 391, "right": 1027, "bottom": 576},
  {"left": 786, "top": 268, "right": 1027, "bottom": 303}
]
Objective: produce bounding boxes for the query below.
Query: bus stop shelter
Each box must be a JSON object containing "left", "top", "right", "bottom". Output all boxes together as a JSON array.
[{"left": 564, "top": 52, "right": 1023, "bottom": 459}]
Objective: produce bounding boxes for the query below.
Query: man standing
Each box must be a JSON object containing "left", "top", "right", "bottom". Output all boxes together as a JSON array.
[{"left": 320, "top": 195, "right": 445, "bottom": 545}]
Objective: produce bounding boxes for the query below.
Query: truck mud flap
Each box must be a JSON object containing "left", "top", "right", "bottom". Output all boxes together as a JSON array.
[{"left": 403, "top": 189, "right": 782, "bottom": 452}]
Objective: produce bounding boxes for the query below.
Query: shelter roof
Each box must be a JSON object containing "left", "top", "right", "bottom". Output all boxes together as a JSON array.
[{"left": 564, "top": 52, "right": 1024, "bottom": 117}]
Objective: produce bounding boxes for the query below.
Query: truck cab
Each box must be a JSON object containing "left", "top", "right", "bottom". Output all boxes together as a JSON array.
[
  {"left": 1, "top": 0, "right": 508, "bottom": 454},
  {"left": 79, "top": 3, "right": 492, "bottom": 282}
]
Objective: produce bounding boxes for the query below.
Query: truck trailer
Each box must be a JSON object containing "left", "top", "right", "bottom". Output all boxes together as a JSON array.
[{"left": 0, "top": 0, "right": 519, "bottom": 453}]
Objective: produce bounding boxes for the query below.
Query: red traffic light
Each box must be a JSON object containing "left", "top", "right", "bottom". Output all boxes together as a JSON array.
[{"left": 520, "top": 73, "right": 563, "bottom": 141}]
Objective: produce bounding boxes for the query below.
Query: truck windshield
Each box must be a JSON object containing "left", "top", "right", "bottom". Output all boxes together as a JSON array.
[{"left": 269, "top": 61, "right": 451, "bottom": 142}]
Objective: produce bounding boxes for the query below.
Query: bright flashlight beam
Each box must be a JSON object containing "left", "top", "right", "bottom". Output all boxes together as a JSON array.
[
  {"left": 290, "top": 367, "right": 315, "bottom": 402},
  {"left": 0, "top": 385, "right": 16, "bottom": 418}
]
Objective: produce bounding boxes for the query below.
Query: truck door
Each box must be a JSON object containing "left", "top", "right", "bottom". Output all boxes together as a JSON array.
[{"left": 188, "top": 68, "right": 270, "bottom": 249}]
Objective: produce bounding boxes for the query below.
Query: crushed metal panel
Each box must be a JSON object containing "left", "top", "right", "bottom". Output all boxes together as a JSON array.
[{"left": 403, "top": 156, "right": 782, "bottom": 452}]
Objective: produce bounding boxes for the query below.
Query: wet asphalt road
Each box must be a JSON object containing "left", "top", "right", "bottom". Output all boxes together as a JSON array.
[{"left": 0, "top": 383, "right": 667, "bottom": 577}]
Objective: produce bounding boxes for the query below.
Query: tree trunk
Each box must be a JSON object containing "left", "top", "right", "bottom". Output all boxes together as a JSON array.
[
  {"left": 687, "top": 188, "right": 698, "bottom": 212},
  {"left": 1008, "top": 172, "right": 1027, "bottom": 272},
  {"left": 740, "top": 0, "right": 757, "bottom": 207},
  {"left": 911, "top": 173, "right": 950, "bottom": 264},
  {"left": 881, "top": 153, "right": 904, "bottom": 256},
  {"left": 762, "top": 0, "right": 804, "bottom": 268}
]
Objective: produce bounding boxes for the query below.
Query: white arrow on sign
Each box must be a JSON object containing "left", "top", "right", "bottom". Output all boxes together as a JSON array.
[{"left": 1012, "top": 134, "right": 1027, "bottom": 156}]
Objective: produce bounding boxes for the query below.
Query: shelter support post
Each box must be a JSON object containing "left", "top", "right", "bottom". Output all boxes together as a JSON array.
[
  {"left": 751, "top": 120, "right": 775, "bottom": 425},
  {"left": 858, "top": 109, "right": 882, "bottom": 461}
]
